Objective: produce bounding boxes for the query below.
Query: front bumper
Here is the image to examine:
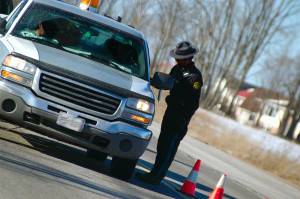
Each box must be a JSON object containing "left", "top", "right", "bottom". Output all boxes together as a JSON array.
[{"left": 0, "top": 79, "right": 152, "bottom": 159}]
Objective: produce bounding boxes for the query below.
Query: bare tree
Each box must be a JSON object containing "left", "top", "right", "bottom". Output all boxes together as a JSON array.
[
  {"left": 149, "top": 0, "right": 190, "bottom": 75},
  {"left": 119, "top": 0, "right": 152, "bottom": 29},
  {"left": 185, "top": 0, "right": 300, "bottom": 112},
  {"left": 100, "top": 0, "right": 299, "bottom": 115},
  {"left": 261, "top": 46, "right": 300, "bottom": 138},
  {"left": 283, "top": 59, "right": 300, "bottom": 138},
  {"left": 99, "top": 0, "right": 118, "bottom": 16}
]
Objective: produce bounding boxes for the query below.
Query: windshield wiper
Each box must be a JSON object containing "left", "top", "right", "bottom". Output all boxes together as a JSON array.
[
  {"left": 109, "top": 61, "right": 132, "bottom": 74},
  {"left": 79, "top": 54, "right": 111, "bottom": 65},
  {"left": 81, "top": 54, "right": 132, "bottom": 74},
  {"left": 78, "top": 54, "right": 115, "bottom": 68},
  {"left": 19, "top": 35, "right": 63, "bottom": 49}
]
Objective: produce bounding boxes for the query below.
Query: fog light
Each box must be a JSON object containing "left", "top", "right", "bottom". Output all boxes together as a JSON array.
[
  {"left": 2, "top": 99, "right": 16, "bottom": 112},
  {"left": 119, "top": 139, "right": 132, "bottom": 152}
]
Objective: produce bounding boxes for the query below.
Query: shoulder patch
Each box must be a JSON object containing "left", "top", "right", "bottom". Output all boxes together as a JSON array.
[{"left": 193, "top": 81, "right": 201, "bottom": 90}]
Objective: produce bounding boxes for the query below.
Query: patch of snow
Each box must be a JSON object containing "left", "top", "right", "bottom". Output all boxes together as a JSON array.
[{"left": 197, "top": 109, "right": 300, "bottom": 162}]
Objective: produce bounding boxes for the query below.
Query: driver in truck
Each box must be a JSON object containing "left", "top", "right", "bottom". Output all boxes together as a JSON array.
[
  {"left": 19, "top": 16, "right": 81, "bottom": 47},
  {"left": 35, "top": 20, "right": 59, "bottom": 38}
]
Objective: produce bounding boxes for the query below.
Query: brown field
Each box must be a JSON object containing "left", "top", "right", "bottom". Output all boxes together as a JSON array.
[{"left": 153, "top": 91, "right": 300, "bottom": 188}]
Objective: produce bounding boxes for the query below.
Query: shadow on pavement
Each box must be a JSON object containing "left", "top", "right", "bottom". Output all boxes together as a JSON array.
[
  {"left": 0, "top": 151, "right": 137, "bottom": 199},
  {"left": 0, "top": 128, "right": 236, "bottom": 199},
  {"left": 137, "top": 159, "right": 209, "bottom": 199},
  {"left": 0, "top": 130, "right": 180, "bottom": 198},
  {"left": 136, "top": 158, "right": 236, "bottom": 199}
]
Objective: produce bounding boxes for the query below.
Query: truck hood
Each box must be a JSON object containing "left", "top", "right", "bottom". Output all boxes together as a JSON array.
[{"left": 7, "top": 36, "right": 154, "bottom": 101}]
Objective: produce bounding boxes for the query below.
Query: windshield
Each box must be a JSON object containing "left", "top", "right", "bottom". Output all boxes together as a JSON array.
[{"left": 11, "top": 3, "right": 149, "bottom": 80}]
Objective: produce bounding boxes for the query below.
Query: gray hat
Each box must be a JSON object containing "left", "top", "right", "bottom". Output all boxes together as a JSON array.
[{"left": 170, "top": 41, "right": 198, "bottom": 59}]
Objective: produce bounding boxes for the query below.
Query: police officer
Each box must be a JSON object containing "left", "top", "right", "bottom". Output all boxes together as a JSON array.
[{"left": 137, "top": 41, "right": 203, "bottom": 185}]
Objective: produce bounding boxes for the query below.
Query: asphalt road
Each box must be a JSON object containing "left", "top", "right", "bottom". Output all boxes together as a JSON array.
[{"left": 0, "top": 120, "right": 299, "bottom": 199}]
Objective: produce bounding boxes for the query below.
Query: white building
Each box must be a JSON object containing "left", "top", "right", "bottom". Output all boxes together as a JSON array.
[{"left": 235, "top": 88, "right": 290, "bottom": 134}]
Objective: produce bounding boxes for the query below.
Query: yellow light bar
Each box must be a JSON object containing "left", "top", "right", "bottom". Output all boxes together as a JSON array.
[
  {"left": 131, "top": 115, "right": 150, "bottom": 124},
  {"left": 1, "top": 70, "right": 23, "bottom": 82},
  {"left": 90, "top": 0, "right": 101, "bottom": 7},
  {"left": 79, "top": 0, "right": 89, "bottom": 10},
  {"left": 79, "top": 0, "right": 101, "bottom": 10}
]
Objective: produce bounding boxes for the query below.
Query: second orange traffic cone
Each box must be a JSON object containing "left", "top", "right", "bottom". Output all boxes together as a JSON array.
[
  {"left": 180, "top": 159, "right": 201, "bottom": 197},
  {"left": 209, "top": 174, "right": 227, "bottom": 199}
]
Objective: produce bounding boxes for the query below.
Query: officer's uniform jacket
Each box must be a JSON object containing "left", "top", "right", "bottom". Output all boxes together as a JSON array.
[{"left": 166, "top": 62, "right": 203, "bottom": 119}]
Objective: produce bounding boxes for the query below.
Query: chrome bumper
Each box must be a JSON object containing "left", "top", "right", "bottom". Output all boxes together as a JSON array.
[{"left": 0, "top": 79, "right": 152, "bottom": 159}]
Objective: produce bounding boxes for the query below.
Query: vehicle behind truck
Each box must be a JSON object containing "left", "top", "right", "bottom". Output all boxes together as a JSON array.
[{"left": 0, "top": 0, "right": 155, "bottom": 180}]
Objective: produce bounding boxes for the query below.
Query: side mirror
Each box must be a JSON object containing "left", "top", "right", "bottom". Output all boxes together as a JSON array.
[
  {"left": 0, "top": 17, "right": 7, "bottom": 35},
  {"left": 151, "top": 72, "right": 174, "bottom": 90}
]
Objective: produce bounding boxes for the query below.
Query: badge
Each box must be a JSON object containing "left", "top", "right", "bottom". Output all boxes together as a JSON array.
[{"left": 193, "top": 81, "right": 201, "bottom": 90}]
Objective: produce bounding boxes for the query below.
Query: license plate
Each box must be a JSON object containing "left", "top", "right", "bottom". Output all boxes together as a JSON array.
[{"left": 56, "top": 112, "right": 85, "bottom": 132}]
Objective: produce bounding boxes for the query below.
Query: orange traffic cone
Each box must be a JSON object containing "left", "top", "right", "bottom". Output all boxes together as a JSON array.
[
  {"left": 209, "top": 174, "right": 227, "bottom": 199},
  {"left": 180, "top": 159, "right": 201, "bottom": 197}
]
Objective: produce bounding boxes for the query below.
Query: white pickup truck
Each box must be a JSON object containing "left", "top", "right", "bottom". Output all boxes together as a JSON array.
[{"left": 0, "top": 0, "right": 158, "bottom": 180}]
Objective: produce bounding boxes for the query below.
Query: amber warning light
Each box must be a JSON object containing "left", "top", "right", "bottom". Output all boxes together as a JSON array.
[{"left": 79, "top": 0, "right": 101, "bottom": 12}]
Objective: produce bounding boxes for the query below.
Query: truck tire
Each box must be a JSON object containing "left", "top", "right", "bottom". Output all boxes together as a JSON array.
[
  {"left": 111, "top": 156, "right": 137, "bottom": 180},
  {"left": 86, "top": 149, "right": 107, "bottom": 161}
]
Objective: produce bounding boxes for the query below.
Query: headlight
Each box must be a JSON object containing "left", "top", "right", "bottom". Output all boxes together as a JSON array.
[
  {"left": 1, "top": 55, "right": 36, "bottom": 87},
  {"left": 126, "top": 98, "right": 154, "bottom": 114},
  {"left": 3, "top": 55, "right": 36, "bottom": 74}
]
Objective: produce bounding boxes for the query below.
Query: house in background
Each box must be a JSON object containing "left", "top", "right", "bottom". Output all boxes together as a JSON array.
[
  {"left": 235, "top": 89, "right": 261, "bottom": 126},
  {"left": 216, "top": 77, "right": 256, "bottom": 113},
  {"left": 292, "top": 122, "right": 300, "bottom": 140},
  {"left": 215, "top": 78, "right": 300, "bottom": 140},
  {"left": 235, "top": 88, "right": 289, "bottom": 134},
  {"left": 232, "top": 88, "right": 255, "bottom": 113},
  {"left": 258, "top": 98, "right": 289, "bottom": 134}
]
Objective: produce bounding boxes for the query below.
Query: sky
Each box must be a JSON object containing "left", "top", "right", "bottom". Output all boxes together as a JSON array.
[{"left": 246, "top": 13, "right": 300, "bottom": 87}]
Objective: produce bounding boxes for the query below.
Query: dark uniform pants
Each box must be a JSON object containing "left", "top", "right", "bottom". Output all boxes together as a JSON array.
[{"left": 151, "top": 106, "right": 191, "bottom": 180}]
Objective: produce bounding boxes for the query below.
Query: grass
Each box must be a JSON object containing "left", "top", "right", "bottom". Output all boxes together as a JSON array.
[{"left": 153, "top": 91, "right": 300, "bottom": 188}]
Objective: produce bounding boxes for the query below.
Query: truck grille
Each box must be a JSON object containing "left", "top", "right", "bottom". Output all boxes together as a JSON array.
[{"left": 39, "top": 74, "right": 121, "bottom": 115}]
